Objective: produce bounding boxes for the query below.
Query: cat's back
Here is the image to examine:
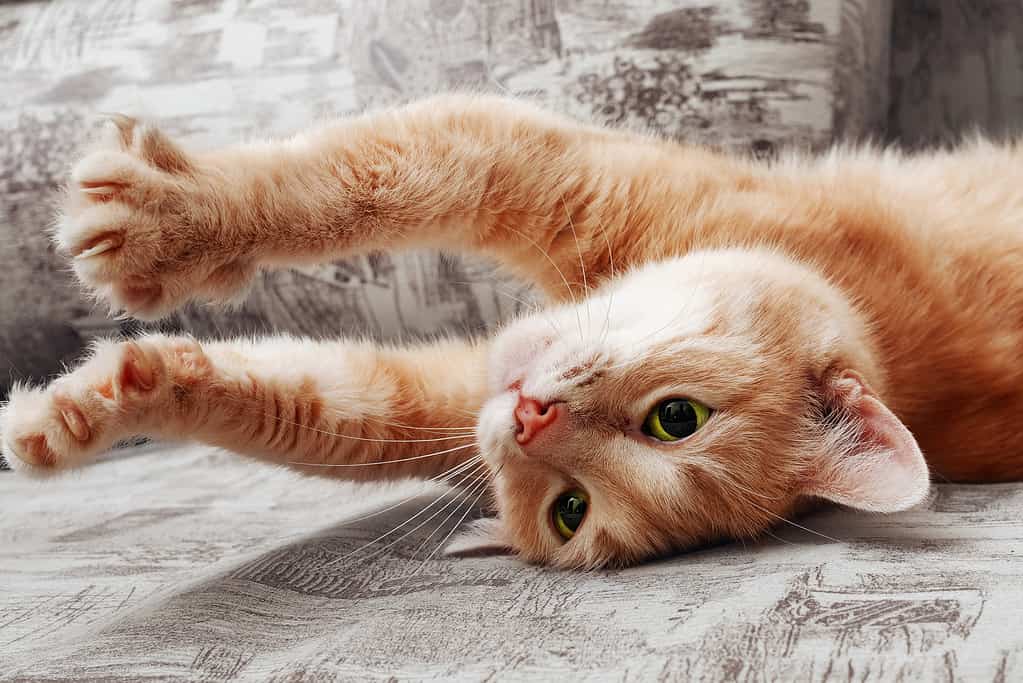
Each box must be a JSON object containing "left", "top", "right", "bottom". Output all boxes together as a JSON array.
[
  {"left": 813, "top": 139, "right": 1023, "bottom": 325},
  {"left": 860, "top": 139, "right": 1023, "bottom": 244},
  {"left": 793, "top": 140, "right": 1023, "bottom": 479}
]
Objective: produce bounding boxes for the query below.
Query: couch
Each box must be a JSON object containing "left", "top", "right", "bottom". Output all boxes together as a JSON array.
[{"left": 3, "top": 1, "right": 1023, "bottom": 679}]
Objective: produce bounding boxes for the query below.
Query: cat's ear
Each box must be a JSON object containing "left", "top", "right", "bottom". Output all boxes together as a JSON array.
[
  {"left": 443, "top": 517, "right": 515, "bottom": 557},
  {"left": 804, "top": 369, "right": 930, "bottom": 513}
]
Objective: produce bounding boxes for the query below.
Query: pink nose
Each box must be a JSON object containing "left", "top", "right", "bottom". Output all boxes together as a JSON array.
[{"left": 514, "top": 395, "right": 560, "bottom": 445}]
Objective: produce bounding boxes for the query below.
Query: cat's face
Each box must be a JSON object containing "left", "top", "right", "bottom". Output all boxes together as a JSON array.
[{"left": 473, "top": 249, "right": 930, "bottom": 568}]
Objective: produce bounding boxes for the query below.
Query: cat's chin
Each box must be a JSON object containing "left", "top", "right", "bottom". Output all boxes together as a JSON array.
[{"left": 487, "top": 315, "right": 559, "bottom": 395}]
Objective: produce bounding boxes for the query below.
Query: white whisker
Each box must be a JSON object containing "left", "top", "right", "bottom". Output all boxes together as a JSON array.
[
  {"left": 318, "top": 461, "right": 489, "bottom": 569},
  {"left": 749, "top": 501, "right": 843, "bottom": 544},
  {"left": 594, "top": 211, "right": 616, "bottom": 346},
  {"left": 316, "top": 456, "right": 485, "bottom": 530},
  {"left": 561, "top": 197, "right": 592, "bottom": 335},
  {"left": 287, "top": 441, "right": 477, "bottom": 468},
  {"left": 395, "top": 464, "right": 499, "bottom": 591},
  {"left": 448, "top": 279, "right": 564, "bottom": 340},
  {"left": 505, "top": 224, "right": 584, "bottom": 342},
  {"left": 764, "top": 529, "right": 797, "bottom": 546},
  {"left": 323, "top": 462, "right": 492, "bottom": 570},
  {"left": 717, "top": 472, "right": 842, "bottom": 544}
]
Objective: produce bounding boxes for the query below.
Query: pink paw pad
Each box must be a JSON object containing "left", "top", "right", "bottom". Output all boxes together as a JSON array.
[
  {"left": 168, "top": 340, "right": 210, "bottom": 383},
  {"left": 15, "top": 434, "right": 58, "bottom": 469}
]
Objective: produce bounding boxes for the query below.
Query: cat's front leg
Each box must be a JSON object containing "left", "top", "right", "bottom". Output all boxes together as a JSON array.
[
  {"left": 1, "top": 336, "right": 487, "bottom": 482},
  {"left": 61, "top": 96, "right": 646, "bottom": 318}
]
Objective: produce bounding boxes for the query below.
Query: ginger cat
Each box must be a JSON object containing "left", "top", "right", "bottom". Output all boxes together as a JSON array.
[{"left": 3, "top": 95, "right": 1023, "bottom": 568}]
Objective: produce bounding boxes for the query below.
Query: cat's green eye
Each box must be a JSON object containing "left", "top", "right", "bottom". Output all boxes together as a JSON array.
[
  {"left": 643, "top": 398, "right": 711, "bottom": 442},
  {"left": 552, "top": 489, "right": 589, "bottom": 541}
]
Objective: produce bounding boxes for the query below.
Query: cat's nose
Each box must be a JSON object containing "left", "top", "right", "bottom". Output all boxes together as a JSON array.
[{"left": 514, "top": 395, "right": 560, "bottom": 446}]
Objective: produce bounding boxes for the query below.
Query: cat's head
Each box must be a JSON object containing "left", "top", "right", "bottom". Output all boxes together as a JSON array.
[{"left": 466, "top": 248, "right": 930, "bottom": 568}]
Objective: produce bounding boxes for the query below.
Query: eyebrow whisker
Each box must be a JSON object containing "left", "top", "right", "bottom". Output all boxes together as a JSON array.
[
  {"left": 561, "top": 196, "right": 592, "bottom": 337},
  {"left": 505, "top": 224, "right": 585, "bottom": 343}
]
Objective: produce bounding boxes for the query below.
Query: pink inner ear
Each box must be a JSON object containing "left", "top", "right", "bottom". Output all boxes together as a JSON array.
[{"left": 806, "top": 370, "right": 931, "bottom": 513}]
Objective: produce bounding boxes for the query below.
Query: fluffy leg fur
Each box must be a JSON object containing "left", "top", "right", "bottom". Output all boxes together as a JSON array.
[
  {"left": 1, "top": 335, "right": 486, "bottom": 481},
  {"left": 58, "top": 95, "right": 648, "bottom": 318}
]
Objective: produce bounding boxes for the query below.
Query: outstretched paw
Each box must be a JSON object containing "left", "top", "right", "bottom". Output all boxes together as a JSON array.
[
  {"left": 0, "top": 337, "right": 208, "bottom": 476},
  {"left": 57, "top": 117, "right": 255, "bottom": 319}
]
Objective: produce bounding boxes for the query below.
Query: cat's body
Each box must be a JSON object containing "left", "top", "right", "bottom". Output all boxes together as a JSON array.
[{"left": 3, "top": 95, "right": 1022, "bottom": 567}]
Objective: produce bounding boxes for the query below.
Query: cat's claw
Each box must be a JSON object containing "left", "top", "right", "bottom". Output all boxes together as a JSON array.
[
  {"left": 0, "top": 338, "right": 205, "bottom": 476},
  {"left": 55, "top": 117, "right": 250, "bottom": 319},
  {"left": 73, "top": 234, "right": 123, "bottom": 259}
]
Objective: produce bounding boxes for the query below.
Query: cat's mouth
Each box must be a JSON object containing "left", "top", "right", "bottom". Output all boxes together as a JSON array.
[{"left": 476, "top": 390, "right": 521, "bottom": 469}]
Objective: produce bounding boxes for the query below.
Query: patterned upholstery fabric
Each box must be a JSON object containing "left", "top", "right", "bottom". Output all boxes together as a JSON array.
[
  {"left": 1, "top": 0, "right": 892, "bottom": 399},
  {"left": 4, "top": 444, "right": 1023, "bottom": 680}
]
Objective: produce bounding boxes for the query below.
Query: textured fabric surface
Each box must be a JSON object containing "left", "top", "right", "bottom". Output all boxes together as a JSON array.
[
  {"left": 0, "top": 0, "right": 892, "bottom": 398},
  {"left": 889, "top": 0, "right": 1023, "bottom": 148},
  {"left": 2, "top": 443, "right": 1023, "bottom": 681}
]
